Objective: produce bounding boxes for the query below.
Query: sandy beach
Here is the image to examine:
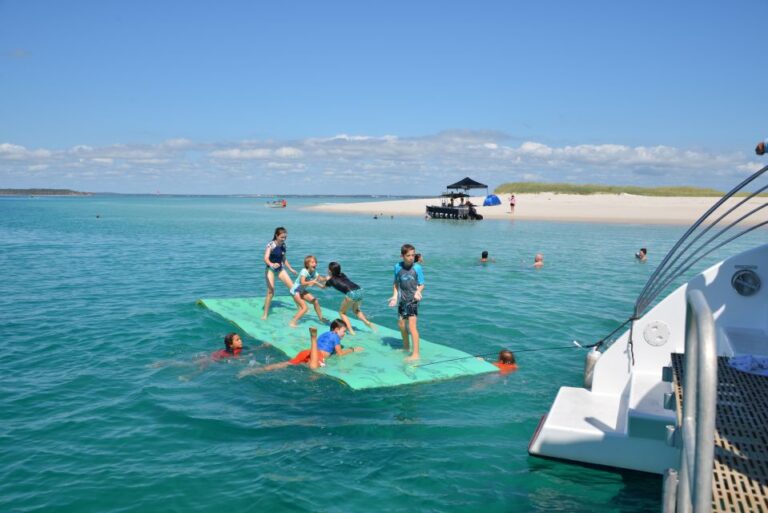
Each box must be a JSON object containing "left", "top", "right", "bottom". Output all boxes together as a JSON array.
[{"left": 306, "top": 193, "right": 762, "bottom": 226}]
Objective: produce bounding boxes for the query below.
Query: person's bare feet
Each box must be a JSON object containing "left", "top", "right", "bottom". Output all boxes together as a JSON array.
[
  {"left": 309, "top": 327, "right": 318, "bottom": 336},
  {"left": 405, "top": 353, "right": 420, "bottom": 362},
  {"left": 261, "top": 313, "right": 268, "bottom": 320},
  {"left": 289, "top": 322, "right": 298, "bottom": 328}
]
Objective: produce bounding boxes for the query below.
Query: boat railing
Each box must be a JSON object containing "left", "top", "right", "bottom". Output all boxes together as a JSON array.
[
  {"left": 634, "top": 164, "right": 768, "bottom": 318},
  {"left": 662, "top": 289, "right": 717, "bottom": 513}
]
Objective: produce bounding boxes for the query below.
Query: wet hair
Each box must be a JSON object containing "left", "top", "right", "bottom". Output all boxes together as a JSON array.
[
  {"left": 415, "top": 253, "right": 422, "bottom": 263},
  {"left": 481, "top": 251, "right": 488, "bottom": 259},
  {"left": 401, "top": 243, "right": 415, "bottom": 256},
  {"left": 640, "top": 248, "right": 647, "bottom": 254},
  {"left": 330, "top": 319, "right": 346, "bottom": 332},
  {"left": 224, "top": 332, "right": 238, "bottom": 352},
  {"left": 328, "top": 261, "right": 342, "bottom": 277},
  {"left": 303, "top": 255, "right": 316, "bottom": 269},
  {"left": 272, "top": 227, "right": 287, "bottom": 240},
  {"left": 498, "top": 349, "right": 516, "bottom": 364}
]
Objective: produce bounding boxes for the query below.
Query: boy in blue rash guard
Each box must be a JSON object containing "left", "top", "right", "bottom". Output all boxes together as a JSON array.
[
  {"left": 237, "top": 320, "right": 363, "bottom": 377},
  {"left": 388, "top": 244, "right": 425, "bottom": 361}
]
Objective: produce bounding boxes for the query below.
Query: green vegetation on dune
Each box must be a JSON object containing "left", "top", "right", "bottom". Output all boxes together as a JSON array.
[
  {"left": 0, "top": 188, "right": 91, "bottom": 196},
  {"left": 494, "top": 182, "right": 726, "bottom": 197}
]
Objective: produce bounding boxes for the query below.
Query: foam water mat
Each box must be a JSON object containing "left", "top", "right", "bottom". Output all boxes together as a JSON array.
[{"left": 198, "top": 296, "right": 497, "bottom": 390}]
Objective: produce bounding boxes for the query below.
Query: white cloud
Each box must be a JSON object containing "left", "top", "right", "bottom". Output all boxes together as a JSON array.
[
  {"left": 0, "top": 131, "right": 762, "bottom": 194},
  {"left": 210, "top": 148, "right": 272, "bottom": 159},
  {"left": 0, "top": 143, "right": 51, "bottom": 160}
]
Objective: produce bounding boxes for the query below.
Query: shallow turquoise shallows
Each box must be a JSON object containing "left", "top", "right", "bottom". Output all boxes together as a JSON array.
[{"left": 1, "top": 196, "right": 761, "bottom": 513}]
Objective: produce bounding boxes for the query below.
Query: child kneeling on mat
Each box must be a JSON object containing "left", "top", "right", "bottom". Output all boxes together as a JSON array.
[{"left": 238, "top": 319, "right": 364, "bottom": 377}]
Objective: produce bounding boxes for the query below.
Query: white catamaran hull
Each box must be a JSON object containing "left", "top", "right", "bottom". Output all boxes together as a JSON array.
[{"left": 529, "top": 243, "right": 768, "bottom": 474}]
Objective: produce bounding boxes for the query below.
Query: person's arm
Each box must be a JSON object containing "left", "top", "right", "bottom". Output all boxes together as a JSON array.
[
  {"left": 335, "top": 344, "right": 363, "bottom": 356},
  {"left": 300, "top": 271, "right": 313, "bottom": 287},
  {"left": 388, "top": 283, "right": 399, "bottom": 307},
  {"left": 284, "top": 258, "right": 297, "bottom": 275},
  {"left": 414, "top": 265, "right": 425, "bottom": 301}
]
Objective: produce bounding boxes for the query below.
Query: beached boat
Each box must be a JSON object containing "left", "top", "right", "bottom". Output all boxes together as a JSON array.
[
  {"left": 426, "top": 177, "right": 486, "bottom": 220},
  {"left": 529, "top": 165, "right": 768, "bottom": 512},
  {"left": 266, "top": 199, "right": 287, "bottom": 208}
]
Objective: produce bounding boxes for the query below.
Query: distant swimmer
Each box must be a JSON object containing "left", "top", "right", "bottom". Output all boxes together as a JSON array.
[
  {"left": 325, "top": 261, "right": 374, "bottom": 335},
  {"left": 389, "top": 243, "right": 425, "bottom": 361},
  {"left": 480, "top": 250, "right": 495, "bottom": 263},
  {"left": 289, "top": 255, "right": 327, "bottom": 328},
  {"left": 533, "top": 253, "right": 544, "bottom": 269},
  {"left": 756, "top": 139, "right": 767, "bottom": 156},
  {"left": 635, "top": 247, "right": 648, "bottom": 263},
  {"left": 262, "top": 227, "right": 298, "bottom": 320},
  {"left": 493, "top": 349, "right": 518, "bottom": 374},
  {"left": 237, "top": 321, "right": 363, "bottom": 377},
  {"left": 415, "top": 253, "right": 424, "bottom": 264}
]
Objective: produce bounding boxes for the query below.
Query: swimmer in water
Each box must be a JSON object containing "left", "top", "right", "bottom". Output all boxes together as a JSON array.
[
  {"left": 238, "top": 320, "right": 363, "bottom": 377},
  {"left": 493, "top": 349, "right": 518, "bottom": 374},
  {"left": 480, "top": 250, "right": 495, "bottom": 263}
]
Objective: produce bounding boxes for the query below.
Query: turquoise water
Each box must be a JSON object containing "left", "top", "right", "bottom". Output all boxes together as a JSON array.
[{"left": 1, "top": 196, "right": 761, "bottom": 513}]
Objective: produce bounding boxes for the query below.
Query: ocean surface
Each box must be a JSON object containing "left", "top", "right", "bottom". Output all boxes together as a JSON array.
[{"left": 1, "top": 195, "right": 762, "bottom": 513}]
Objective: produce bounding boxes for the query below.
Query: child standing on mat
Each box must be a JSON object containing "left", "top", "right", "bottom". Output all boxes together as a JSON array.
[
  {"left": 388, "top": 243, "right": 425, "bottom": 361},
  {"left": 289, "top": 255, "right": 327, "bottom": 327},
  {"left": 262, "top": 226, "right": 298, "bottom": 320},
  {"left": 325, "top": 261, "right": 374, "bottom": 335}
]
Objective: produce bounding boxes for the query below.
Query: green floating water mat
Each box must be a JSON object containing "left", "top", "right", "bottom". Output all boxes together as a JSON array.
[{"left": 198, "top": 296, "right": 497, "bottom": 390}]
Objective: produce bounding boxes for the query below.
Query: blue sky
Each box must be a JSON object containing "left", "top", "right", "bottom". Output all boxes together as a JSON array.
[{"left": 1, "top": 0, "right": 766, "bottom": 194}]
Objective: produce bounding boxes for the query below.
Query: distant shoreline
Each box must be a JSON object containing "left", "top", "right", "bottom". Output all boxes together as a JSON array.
[
  {"left": 305, "top": 193, "right": 761, "bottom": 226},
  {"left": 0, "top": 188, "right": 91, "bottom": 196}
]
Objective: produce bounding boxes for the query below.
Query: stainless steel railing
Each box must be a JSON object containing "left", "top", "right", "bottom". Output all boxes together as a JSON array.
[
  {"left": 662, "top": 289, "right": 717, "bottom": 513},
  {"left": 634, "top": 165, "right": 768, "bottom": 318}
]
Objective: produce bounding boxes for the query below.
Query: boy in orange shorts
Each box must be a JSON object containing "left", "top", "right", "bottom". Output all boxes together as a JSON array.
[{"left": 238, "top": 320, "right": 363, "bottom": 377}]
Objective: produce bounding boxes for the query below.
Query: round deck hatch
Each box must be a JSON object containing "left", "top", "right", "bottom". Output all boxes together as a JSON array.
[
  {"left": 643, "top": 321, "right": 670, "bottom": 347},
  {"left": 731, "top": 269, "right": 761, "bottom": 297}
]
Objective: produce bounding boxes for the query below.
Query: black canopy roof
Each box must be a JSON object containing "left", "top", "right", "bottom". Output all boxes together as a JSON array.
[
  {"left": 440, "top": 191, "right": 470, "bottom": 198},
  {"left": 446, "top": 177, "right": 488, "bottom": 190}
]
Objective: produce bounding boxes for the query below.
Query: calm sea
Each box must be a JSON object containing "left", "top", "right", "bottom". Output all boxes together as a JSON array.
[{"left": 1, "top": 195, "right": 760, "bottom": 513}]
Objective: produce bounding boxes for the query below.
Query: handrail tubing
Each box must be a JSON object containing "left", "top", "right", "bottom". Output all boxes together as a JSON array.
[
  {"left": 637, "top": 201, "right": 768, "bottom": 314},
  {"left": 633, "top": 165, "right": 768, "bottom": 318},
  {"left": 675, "top": 289, "right": 717, "bottom": 513},
  {"left": 636, "top": 187, "right": 768, "bottom": 314}
]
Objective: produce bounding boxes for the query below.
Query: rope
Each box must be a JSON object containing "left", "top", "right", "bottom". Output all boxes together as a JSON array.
[{"left": 412, "top": 341, "right": 601, "bottom": 368}]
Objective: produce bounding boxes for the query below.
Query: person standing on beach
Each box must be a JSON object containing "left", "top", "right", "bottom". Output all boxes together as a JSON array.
[
  {"left": 388, "top": 244, "right": 425, "bottom": 361},
  {"left": 262, "top": 226, "right": 298, "bottom": 320},
  {"left": 509, "top": 194, "right": 516, "bottom": 214}
]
